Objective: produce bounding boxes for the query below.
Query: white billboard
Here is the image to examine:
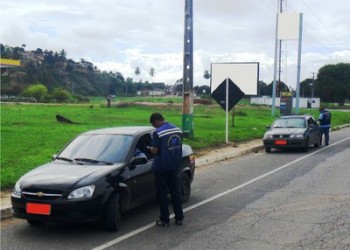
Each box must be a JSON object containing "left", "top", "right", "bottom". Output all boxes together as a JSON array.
[
  {"left": 210, "top": 62, "right": 259, "bottom": 96},
  {"left": 278, "top": 13, "right": 301, "bottom": 40}
]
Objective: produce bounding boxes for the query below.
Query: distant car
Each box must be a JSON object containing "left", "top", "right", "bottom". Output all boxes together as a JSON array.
[
  {"left": 11, "top": 126, "right": 195, "bottom": 231},
  {"left": 263, "top": 115, "right": 320, "bottom": 153}
]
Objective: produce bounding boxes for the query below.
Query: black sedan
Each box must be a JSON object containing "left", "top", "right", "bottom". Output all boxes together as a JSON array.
[
  {"left": 263, "top": 115, "right": 320, "bottom": 153},
  {"left": 11, "top": 126, "right": 195, "bottom": 231}
]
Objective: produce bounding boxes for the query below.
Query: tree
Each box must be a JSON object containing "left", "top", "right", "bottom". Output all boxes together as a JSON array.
[
  {"left": 149, "top": 68, "right": 156, "bottom": 99},
  {"left": 299, "top": 78, "right": 314, "bottom": 97},
  {"left": 258, "top": 81, "right": 268, "bottom": 96},
  {"left": 135, "top": 67, "right": 141, "bottom": 82},
  {"left": 203, "top": 70, "right": 211, "bottom": 81},
  {"left": 316, "top": 63, "right": 350, "bottom": 106},
  {"left": 21, "top": 83, "right": 48, "bottom": 102},
  {"left": 51, "top": 88, "right": 72, "bottom": 103}
]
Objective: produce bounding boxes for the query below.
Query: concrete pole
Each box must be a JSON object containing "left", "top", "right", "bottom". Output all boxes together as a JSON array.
[{"left": 182, "top": 0, "right": 194, "bottom": 137}]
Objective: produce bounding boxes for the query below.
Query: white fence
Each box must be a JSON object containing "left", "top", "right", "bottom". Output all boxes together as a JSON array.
[{"left": 251, "top": 96, "right": 320, "bottom": 109}]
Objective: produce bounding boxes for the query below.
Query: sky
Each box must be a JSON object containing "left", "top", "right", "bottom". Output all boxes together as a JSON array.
[{"left": 1, "top": 0, "right": 349, "bottom": 90}]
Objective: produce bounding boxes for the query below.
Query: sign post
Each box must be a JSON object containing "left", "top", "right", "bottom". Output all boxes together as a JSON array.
[
  {"left": 210, "top": 62, "right": 259, "bottom": 144},
  {"left": 211, "top": 78, "right": 245, "bottom": 144}
]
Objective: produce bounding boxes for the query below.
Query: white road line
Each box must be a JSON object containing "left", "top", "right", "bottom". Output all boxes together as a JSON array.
[{"left": 92, "top": 137, "right": 350, "bottom": 250}]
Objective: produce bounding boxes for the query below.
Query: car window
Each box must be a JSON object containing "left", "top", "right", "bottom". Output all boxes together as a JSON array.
[
  {"left": 58, "top": 134, "right": 133, "bottom": 164},
  {"left": 135, "top": 133, "right": 153, "bottom": 160},
  {"left": 308, "top": 117, "right": 318, "bottom": 126},
  {"left": 273, "top": 118, "right": 305, "bottom": 128}
]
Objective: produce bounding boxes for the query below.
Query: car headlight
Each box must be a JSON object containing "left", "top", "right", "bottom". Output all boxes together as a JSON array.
[
  {"left": 263, "top": 134, "right": 273, "bottom": 139},
  {"left": 12, "top": 182, "right": 22, "bottom": 198},
  {"left": 68, "top": 185, "right": 95, "bottom": 200},
  {"left": 290, "top": 134, "right": 304, "bottom": 138}
]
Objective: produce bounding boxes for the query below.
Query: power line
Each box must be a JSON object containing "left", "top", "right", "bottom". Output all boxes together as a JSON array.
[{"left": 299, "top": 0, "right": 341, "bottom": 42}]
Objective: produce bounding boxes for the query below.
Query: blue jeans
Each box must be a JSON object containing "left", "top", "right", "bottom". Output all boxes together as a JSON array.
[
  {"left": 320, "top": 127, "right": 330, "bottom": 145},
  {"left": 154, "top": 170, "right": 184, "bottom": 223}
]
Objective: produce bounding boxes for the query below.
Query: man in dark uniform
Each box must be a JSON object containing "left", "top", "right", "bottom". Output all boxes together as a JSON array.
[
  {"left": 318, "top": 107, "right": 331, "bottom": 146},
  {"left": 148, "top": 113, "right": 184, "bottom": 227}
]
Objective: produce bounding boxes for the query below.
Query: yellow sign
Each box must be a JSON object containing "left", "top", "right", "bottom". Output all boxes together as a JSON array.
[{"left": 0, "top": 58, "right": 21, "bottom": 68}]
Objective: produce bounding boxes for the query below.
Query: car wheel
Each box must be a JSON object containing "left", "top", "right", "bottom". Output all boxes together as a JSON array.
[
  {"left": 265, "top": 147, "right": 271, "bottom": 153},
  {"left": 303, "top": 138, "right": 309, "bottom": 152},
  {"left": 104, "top": 193, "right": 121, "bottom": 232},
  {"left": 27, "top": 219, "right": 42, "bottom": 226},
  {"left": 180, "top": 173, "right": 191, "bottom": 203},
  {"left": 314, "top": 139, "right": 320, "bottom": 148}
]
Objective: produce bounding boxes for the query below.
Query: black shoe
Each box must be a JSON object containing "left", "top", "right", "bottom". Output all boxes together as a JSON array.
[
  {"left": 175, "top": 220, "right": 183, "bottom": 226},
  {"left": 156, "top": 220, "right": 169, "bottom": 227}
]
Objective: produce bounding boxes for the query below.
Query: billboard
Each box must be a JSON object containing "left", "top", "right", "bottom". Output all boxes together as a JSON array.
[{"left": 210, "top": 62, "right": 259, "bottom": 96}]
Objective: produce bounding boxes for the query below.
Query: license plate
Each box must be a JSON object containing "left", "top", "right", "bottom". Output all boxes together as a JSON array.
[
  {"left": 275, "top": 140, "right": 287, "bottom": 145},
  {"left": 26, "top": 203, "right": 51, "bottom": 215}
]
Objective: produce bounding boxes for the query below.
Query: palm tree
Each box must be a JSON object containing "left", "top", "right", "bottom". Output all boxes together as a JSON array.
[
  {"left": 203, "top": 70, "right": 211, "bottom": 82},
  {"left": 135, "top": 67, "right": 141, "bottom": 83},
  {"left": 149, "top": 68, "right": 156, "bottom": 99}
]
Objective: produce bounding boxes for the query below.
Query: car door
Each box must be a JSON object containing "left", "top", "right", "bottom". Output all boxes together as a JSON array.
[
  {"left": 125, "top": 133, "right": 155, "bottom": 206},
  {"left": 307, "top": 117, "right": 319, "bottom": 144}
]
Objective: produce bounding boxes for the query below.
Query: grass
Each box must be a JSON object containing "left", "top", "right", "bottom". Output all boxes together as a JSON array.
[{"left": 1, "top": 101, "right": 349, "bottom": 189}]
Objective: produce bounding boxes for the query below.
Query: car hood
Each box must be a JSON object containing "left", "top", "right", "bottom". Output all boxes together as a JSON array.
[
  {"left": 268, "top": 128, "right": 306, "bottom": 134},
  {"left": 18, "top": 162, "right": 124, "bottom": 190}
]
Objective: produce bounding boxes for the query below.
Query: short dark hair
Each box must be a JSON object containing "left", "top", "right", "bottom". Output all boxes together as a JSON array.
[{"left": 149, "top": 113, "right": 164, "bottom": 124}]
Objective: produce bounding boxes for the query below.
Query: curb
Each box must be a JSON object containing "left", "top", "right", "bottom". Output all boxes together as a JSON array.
[
  {"left": 196, "top": 145, "right": 264, "bottom": 167},
  {"left": 1, "top": 206, "right": 12, "bottom": 219}
]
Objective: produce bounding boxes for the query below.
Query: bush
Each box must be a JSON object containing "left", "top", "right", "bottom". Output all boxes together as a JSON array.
[
  {"left": 51, "top": 88, "right": 72, "bottom": 103},
  {"left": 21, "top": 83, "right": 48, "bottom": 102},
  {"left": 73, "top": 94, "right": 90, "bottom": 103}
]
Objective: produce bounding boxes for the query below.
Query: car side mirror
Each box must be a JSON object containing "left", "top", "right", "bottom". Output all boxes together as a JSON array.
[{"left": 130, "top": 156, "right": 147, "bottom": 166}]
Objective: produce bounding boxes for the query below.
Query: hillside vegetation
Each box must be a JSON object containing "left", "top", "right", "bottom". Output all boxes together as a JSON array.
[{"left": 1, "top": 44, "right": 169, "bottom": 98}]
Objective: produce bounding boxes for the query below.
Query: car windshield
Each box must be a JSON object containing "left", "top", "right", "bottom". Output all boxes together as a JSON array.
[
  {"left": 272, "top": 118, "right": 306, "bottom": 128},
  {"left": 57, "top": 134, "right": 133, "bottom": 164}
]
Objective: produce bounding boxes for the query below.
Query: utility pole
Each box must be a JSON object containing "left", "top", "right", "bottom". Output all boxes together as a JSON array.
[
  {"left": 311, "top": 72, "right": 315, "bottom": 99},
  {"left": 182, "top": 0, "right": 194, "bottom": 137}
]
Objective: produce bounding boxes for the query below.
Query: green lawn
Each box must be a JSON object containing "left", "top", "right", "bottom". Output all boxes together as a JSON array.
[{"left": 1, "top": 101, "right": 349, "bottom": 189}]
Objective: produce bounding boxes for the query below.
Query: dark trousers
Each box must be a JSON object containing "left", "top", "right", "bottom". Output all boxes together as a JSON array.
[
  {"left": 154, "top": 170, "right": 184, "bottom": 223},
  {"left": 320, "top": 127, "right": 330, "bottom": 145}
]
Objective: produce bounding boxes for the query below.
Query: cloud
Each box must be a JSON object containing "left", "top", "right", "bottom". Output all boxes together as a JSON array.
[{"left": 1, "top": 0, "right": 349, "bottom": 88}]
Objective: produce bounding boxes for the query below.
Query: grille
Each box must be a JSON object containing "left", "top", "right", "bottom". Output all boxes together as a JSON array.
[
  {"left": 22, "top": 189, "right": 63, "bottom": 201},
  {"left": 273, "top": 134, "right": 290, "bottom": 139}
]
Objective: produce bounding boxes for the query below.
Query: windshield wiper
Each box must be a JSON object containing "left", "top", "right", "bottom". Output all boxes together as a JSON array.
[
  {"left": 55, "top": 156, "right": 73, "bottom": 162},
  {"left": 74, "top": 158, "right": 113, "bottom": 165}
]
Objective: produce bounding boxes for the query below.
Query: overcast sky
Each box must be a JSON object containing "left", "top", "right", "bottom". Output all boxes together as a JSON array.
[{"left": 1, "top": 0, "right": 349, "bottom": 90}]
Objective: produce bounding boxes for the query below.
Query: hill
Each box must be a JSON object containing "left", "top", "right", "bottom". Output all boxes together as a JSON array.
[{"left": 0, "top": 44, "right": 167, "bottom": 98}]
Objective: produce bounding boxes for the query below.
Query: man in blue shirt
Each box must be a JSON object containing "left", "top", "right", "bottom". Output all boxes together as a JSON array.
[
  {"left": 318, "top": 107, "right": 331, "bottom": 146},
  {"left": 148, "top": 113, "right": 184, "bottom": 227}
]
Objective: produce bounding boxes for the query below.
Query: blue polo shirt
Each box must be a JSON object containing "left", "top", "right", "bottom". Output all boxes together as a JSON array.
[{"left": 151, "top": 122, "right": 183, "bottom": 172}]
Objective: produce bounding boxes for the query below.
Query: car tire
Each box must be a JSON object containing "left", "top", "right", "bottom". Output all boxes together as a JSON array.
[
  {"left": 104, "top": 193, "right": 121, "bottom": 232},
  {"left": 180, "top": 173, "right": 191, "bottom": 203},
  {"left": 27, "top": 219, "right": 42, "bottom": 226},
  {"left": 265, "top": 147, "right": 271, "bottom": 153}
]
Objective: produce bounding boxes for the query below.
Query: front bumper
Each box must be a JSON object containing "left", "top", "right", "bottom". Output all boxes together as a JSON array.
[
  {"left": 11, "top": 194, "right": 105, "bottom": 223},
  {"left": 263, "top": 138, "right": 306, "bottom": 149}
]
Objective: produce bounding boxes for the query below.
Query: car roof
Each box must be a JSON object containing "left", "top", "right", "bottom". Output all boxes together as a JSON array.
[{"left": 82, "top": 126, "right": 154, "bottom": 136}]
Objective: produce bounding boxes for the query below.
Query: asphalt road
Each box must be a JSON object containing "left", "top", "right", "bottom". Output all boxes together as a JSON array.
[{"left": 1, "top": 128, "right": 350, "bottom": 250}]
